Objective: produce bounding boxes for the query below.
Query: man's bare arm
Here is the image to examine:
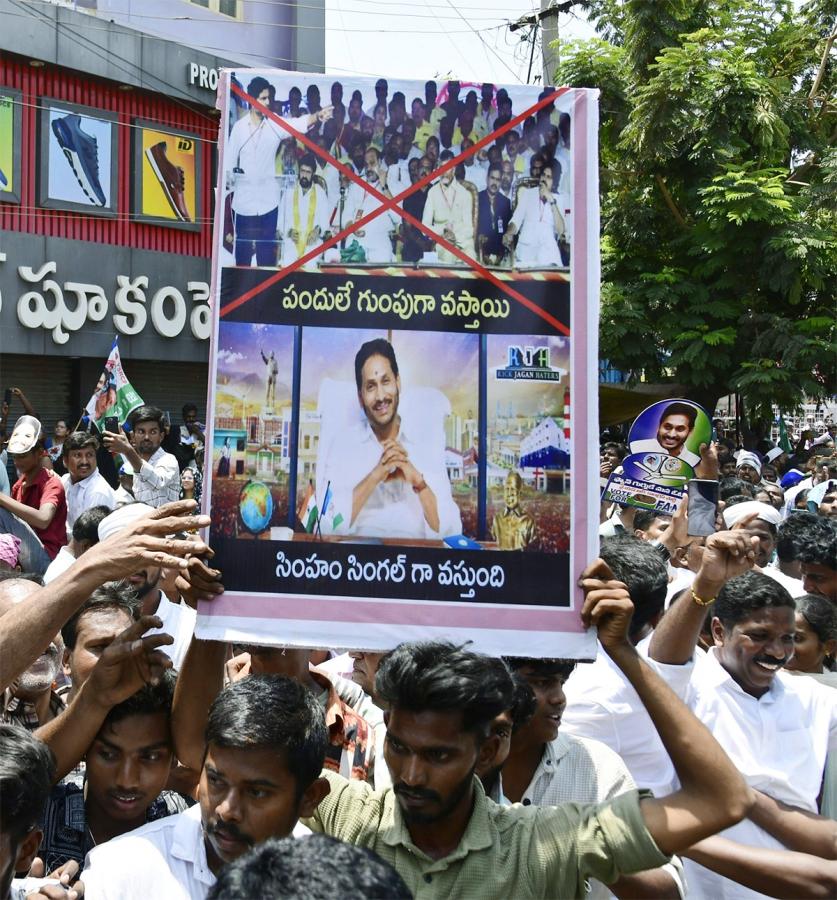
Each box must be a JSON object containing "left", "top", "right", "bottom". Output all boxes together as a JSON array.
[
  {"left": 0, "top": 501, "right": 210, "bottom": 691},
  {"left": 0, "top": 493, "right": 57, "bottom": 531},
  {"left": 171, "top": 635, "right": 227, "bottom": 771},
  {"left": 685, "top": 836, "right": 837, "bottom": 899},
  {"left": 610, "top": 869, "right": 681, "bottom": 899},
  {"left": 35, "top": 616, "right": 174, "bottom": 780},
  {"left": 582, "top": 561, "right": 754, "bottom": 857},
  {"left": 749, "top": 790, "right": 837, "bottom": 859},
  {"left": 649, "top": 523, "right": 758, "bottom": 665}
]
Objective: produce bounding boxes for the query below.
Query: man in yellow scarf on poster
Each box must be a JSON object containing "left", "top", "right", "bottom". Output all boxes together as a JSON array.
[{"left": 281, "top": 153, "right": 330, "bottom": 268}]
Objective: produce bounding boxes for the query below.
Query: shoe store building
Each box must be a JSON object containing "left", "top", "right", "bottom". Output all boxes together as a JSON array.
[{"left": 0, "top": 0, "right": 320, "bottom": 430}]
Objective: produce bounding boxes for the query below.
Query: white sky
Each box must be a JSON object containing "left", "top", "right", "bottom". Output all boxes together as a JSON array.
[{"left": 324, "top": 1, "right": 597, "bottom": 85}]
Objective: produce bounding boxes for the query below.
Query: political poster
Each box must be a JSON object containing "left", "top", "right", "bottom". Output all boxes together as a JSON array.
[
  {"left": 0, "top": 88, "right": 21, "bottom": 204},
  {"left": 198, "top": 71, "right": 600, "bottom": 658},
  {"left": 602, "top": 399, "right": 712, "bottom": 514},
  {"left": 38, "top": 99, "right": 118, "bottom": 215},
  {"left": 133, "top": 120, "right": 201, "bottom": 229}
]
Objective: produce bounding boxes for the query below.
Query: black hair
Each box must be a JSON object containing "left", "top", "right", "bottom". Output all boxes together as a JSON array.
[
  {"left": 796, "top": 593, "right": 837, "bottom": 669},
  {"left": 206, "top": 834, "right": 411, "bottom": 900},
  {"left": 375, "top": 641, "right": 514, "bottom": 740},
  {"left": 796, "top": 516, "right": 837, "bottom": 570},
  {"left": 719, "top": 477, "right": 756, "bottom": 502},
  {"left": 601, "top": 441, "right": 627, "bottom": 461},
  {"left": 439, "top": 149, "right": 455, "bottom": 163},
  {"left": 633, "top": 509, "right": 671, "bottom": 533},
  {"left": 714, "top": 571, "right": 795, "bottom": 629},
  {"left": 62, "top": 430, "right": 100, "bottom": 456},
  {"left": 776, "top": 511, "right": 821, "bottom": 563},
  {"left": 102, "top": 669, "right": 176, "bottom": 731},
  {"left": 128, "top": 405, "right": 164, "bottom": 430},
  {"left": 247, "top": 76, "right": 270, "bottom": 100},
  {"left": 182, "top": 403, "right": 198, "bottom": 418},
  {"left": 600, "top": 535, "right": 668, "bottom": 641},
  {"left": 298, "top": 153, "right": 316, "bottom": 172},
  {"left": 205, "top": 675, "right": 327, "bottom": 799},
  {"left": 354, "top": 338, "right": 399, "bottom": 391},
  {"left": 503, "top": 656, "right": 577, "bottom": 681},
  {"left": 487, "top": 163, "right": 503, "bottom": 178},
  {"left": 0, "top": 724, "right": 55, "bottom": 846},
  {"left": 72, "top": 504, "right": 112, "bottom": 545},
  {"left": 660, "top": 402, "right": 698, "bottom": 429},
  {"left": 61, "top": 581, "right": 140, "bottom": 650},
  {"left": 507, "top": 674, "right": 537, "bottom": 732}
]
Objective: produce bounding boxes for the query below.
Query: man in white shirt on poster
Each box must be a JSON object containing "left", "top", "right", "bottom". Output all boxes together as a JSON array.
[
  {"left": 280, "top": 153, "right": 330, "bottom": 269},
  {"left": 226, "top": 76, "right": 331, "bottom": 267},
  {"left": 421, "top": 150, "right": 474, "bottom": 263},
  {"left": 504, "top": 165, "right": 565, "bottom": 267},
  {"left": 319, "top": 338, "right": 461, "bottom": 540}
]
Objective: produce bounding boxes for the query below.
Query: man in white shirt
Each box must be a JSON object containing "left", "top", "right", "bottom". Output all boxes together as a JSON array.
[
  {"left": 280, "top": 153, "right": 330, "bottom": 268},
  {"left": 504, "top": 165, "right": 565, "bottom": 267},
  {"left": 421, "top": 150, "right": 475, "bottom": 263},
  {"left": 81, "top": 676, "right": 328, "bottom": 900},
  {"left": 319, "top": 338, "right": 462, "bottom": 539},
  {"left": 43, "top": 505, "right": 110, "bottom": 585},
  {"left": 346, "top": 150, "right": 398, "bottom": 264},
  {"left": 103, "top": 407, "right": 180, "bottom": 509},
  {"left": 649, "top": 569, "right": 837, "bottom": 899},
  {"left": 97, "top": 505, "right": 196, "bottom": 670},
  {"left": 61, "top": 431, "right": 116, "bottom": 536},
  {"left": 226, "top": 76, "right": 330, "bottom": 267}
]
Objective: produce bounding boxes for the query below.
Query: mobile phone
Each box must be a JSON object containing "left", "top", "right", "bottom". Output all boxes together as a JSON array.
[
  {"left": 104, "top": 415, "right": 120, "bottom": 434},
  {"left": 3, "top": 388, "right": 10, "bottom": 405},
  {"left": 163, "top": 411, "right": 171, "bottom": 429},
  {"left": 687, "top": 479, "right": 719, "bottom": 536}
]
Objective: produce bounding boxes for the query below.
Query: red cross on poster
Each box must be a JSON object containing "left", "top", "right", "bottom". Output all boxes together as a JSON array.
[{"left": 199, "top": 70, "right": 600, "bottom": 659}]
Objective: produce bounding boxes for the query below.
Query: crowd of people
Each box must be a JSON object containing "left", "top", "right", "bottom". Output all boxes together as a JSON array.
[
  {"left": 0, "top": 384, "right": 836, "bottom": 899},
  {"left": 224, "top": 77, "right": 572, "bottom": 269}
]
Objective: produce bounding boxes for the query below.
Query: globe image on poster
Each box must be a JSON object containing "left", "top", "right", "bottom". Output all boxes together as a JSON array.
[{"left": 239, "top": 480, "right": 273, "bottom": 534}]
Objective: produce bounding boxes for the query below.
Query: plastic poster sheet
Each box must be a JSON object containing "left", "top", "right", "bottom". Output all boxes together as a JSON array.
[
  {"left": 602, "top": 399, "right": 712, "bottom": 514},
  {"left": 0, "top": 88, "right": 22, "bottom": 204},
  {"left": 198, "top": 70, "right": 600, "bottom": 658}
]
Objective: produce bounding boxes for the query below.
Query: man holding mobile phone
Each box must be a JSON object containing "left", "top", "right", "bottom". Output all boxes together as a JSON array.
[{"left": 102, "top": 406, "right": 180, "bottom": 509}]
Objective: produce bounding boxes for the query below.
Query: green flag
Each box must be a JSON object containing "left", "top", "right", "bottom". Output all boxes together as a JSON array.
[{"left": 778, "top": 416, "right": 792, "bottom": 453}]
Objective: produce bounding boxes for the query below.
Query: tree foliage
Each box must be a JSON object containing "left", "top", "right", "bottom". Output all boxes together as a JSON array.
[{"left": 556, "top": 0, "right": 837, "bottom": 427}]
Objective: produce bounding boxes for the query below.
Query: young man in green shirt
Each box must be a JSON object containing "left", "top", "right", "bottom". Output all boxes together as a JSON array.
[{"left": 303, "top": 557, "right": 755, "bottom": 899}]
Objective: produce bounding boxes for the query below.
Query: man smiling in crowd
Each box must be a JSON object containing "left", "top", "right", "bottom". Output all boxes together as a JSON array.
[{"left": 61, "top": 431, "right": 115, "bottom": 536}]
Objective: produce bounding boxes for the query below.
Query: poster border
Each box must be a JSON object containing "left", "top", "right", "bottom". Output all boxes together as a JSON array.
[
  {"left": 37, "top": 97, "right": 119, "bottom": 217},
  {"left": 131, "top": 117, "right": 203, "bottom": 232}
]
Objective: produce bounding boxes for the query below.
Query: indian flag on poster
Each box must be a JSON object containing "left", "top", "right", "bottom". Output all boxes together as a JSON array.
[
  {"left": 84, "top": 337, "right": 144, "bottom": 430},
  {"left": 297, "top": 479, "right": 319, "bottom": 533}
]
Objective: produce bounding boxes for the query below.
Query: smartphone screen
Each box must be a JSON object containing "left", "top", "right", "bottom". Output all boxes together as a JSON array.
[
  {"left": 3, "top": 389, "right": 11, "bottom": 405},
  {"left": 104, "top": 415, "right": 120, "bottom": 434},
  {"left": 687, "top": 479, "right": 719, "bottom": 536}
]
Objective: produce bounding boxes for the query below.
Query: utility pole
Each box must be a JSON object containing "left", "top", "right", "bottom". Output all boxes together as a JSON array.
[
  {"left": 541, "top": 1, "right": 560, "bottom": 87},
  {"left": 510, "top": 1, "right": 577, "bottom": 86}
]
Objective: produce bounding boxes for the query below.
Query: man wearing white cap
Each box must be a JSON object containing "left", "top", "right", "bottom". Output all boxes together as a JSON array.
[
  {"left": 735, "top": 451, "right": 762, "bottom": 486},
  {"left": 722, "top": 499, "right": 805, "bottom": 597},
  {"left": 0, "top": 415, "right": 67, "bottom": 572},
  {"left": 98, "top": 504, "right": 197, "bottom": 670}
]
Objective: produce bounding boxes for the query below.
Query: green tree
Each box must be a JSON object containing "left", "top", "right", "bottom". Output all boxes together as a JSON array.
[{"left": 557, "top": 0, "right": 836, "bottom": 433}]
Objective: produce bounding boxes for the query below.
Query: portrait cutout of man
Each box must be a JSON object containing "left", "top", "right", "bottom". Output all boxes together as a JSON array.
[
  {"left": 492, "top": 471, "right": 536, "bottom": 550},
  {"left": 631, "top": 401, "right": 700, "bottom": 468},
  {"left": 318, "top": 338, "right": 462, "bottom": 540}
]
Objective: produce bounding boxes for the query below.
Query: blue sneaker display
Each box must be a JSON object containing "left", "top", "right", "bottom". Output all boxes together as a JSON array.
[{"left": 51, "top": 113, "right": 106, "bottom": 206}]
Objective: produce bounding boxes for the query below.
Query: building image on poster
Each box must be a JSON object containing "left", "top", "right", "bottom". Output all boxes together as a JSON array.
[
  {"left": 135, "top": 121, "right": 200, "bottom": 225},
  {"left": 199, "top": 70, "right": 600, "bottom": 658}
]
